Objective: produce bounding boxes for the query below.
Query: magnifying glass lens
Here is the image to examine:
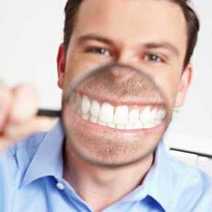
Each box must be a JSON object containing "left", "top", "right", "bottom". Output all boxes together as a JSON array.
[{"left": 63, "top": 64, "right": 169, "bottom": 131}]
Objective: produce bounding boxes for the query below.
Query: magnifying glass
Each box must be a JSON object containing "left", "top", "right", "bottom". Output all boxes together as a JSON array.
[
  {"left": 39, "top": 63, "right": 173, "bottom": 165},
  {"left": 61, "top": 63, "right": 171, "bottom": 130}
]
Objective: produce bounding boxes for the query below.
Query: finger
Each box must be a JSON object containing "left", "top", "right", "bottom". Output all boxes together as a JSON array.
[
  {"left": 10, "top": 84, "right": 39, "bottom": 123},
  {"left": 0, "top": 85, "right": 12, "bottom": 129}
]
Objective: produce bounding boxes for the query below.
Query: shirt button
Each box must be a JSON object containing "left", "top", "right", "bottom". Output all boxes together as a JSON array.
[{"left": 56, "top": 182, "right": 65, "bottom": 190}]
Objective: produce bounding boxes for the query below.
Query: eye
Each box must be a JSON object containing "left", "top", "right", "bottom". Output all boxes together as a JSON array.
[
  {"left": 85, "top": 47, "right": 111, "bottom": 57},
  {"left": 143, "top": 53, "right": 164, "bottom": 63}
]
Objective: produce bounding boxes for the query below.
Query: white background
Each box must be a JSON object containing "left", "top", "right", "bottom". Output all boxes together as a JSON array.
[{"left": 0, "top": 0, "right": 212, "bottom": 152}]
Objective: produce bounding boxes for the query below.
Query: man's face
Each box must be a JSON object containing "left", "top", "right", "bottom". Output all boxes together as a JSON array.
[{"left": 58, "top": 0, "right": 191, "bottom": 167}]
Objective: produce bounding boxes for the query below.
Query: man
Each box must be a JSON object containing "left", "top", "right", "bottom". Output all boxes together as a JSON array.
[{"left": 0, "top": 0, "right": 211, "bottom": 211}]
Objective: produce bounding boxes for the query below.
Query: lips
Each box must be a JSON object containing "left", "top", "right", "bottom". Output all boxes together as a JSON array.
[{"left": 69, "top": 92, "right": 167, "bottom": 130}]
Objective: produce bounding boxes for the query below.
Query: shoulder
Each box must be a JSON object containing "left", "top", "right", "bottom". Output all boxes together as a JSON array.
[
  {"left": 0, "top": 121, "right": 63, "bottom": 178},
  {"left": 163, "top": 131, "right": 212, "bottom": 194},
  {"left": 170, "top": 155, "right": 211, "bottom": 188},
  {"left": 0, "top": 131, "right": 49, "bottom": 212},
  {"left": 167, "top": 153, "right": 212, "bottom": 210},
  {"left": 0, "top": 131, "right": 48, "bottom": 173}
]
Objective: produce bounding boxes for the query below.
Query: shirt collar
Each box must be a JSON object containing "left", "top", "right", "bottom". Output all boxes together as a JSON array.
[
  {"left": 141, "top": 141, "right": 174, "bottom": 211},
  {"left": 21, "top": 121, "right": 64, "bottom": 187}
]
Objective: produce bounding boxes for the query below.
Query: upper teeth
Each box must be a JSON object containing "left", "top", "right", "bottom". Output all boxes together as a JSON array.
[{"left": 79, "top": 94, "right": 166, "bottom": 130}]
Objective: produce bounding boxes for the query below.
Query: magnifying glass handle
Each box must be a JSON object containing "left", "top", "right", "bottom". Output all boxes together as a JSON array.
[{"left": 37, "top": 109, "right": 61, "bottom": 117}]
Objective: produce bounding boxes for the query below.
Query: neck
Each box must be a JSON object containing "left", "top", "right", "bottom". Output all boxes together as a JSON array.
[{"left": 63, "top": 143, "right": 154, "bottom": 211}]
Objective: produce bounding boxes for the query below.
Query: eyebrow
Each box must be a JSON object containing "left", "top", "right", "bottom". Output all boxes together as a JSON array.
[
  {"left": 77, "top": 33, "right": 179, "bottom": 56},
  {"left": 143, "top": 42, "right": 180, "bottom": 57},
  {"left": 77, "top": 34, "right": 115, "bottom": 46}
]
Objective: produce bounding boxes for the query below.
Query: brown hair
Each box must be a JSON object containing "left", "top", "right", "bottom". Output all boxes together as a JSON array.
[{"left": 63, "top": 0, "right": 200, "bottom": 66}]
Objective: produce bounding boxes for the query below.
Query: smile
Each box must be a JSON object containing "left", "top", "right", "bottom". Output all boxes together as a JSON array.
[{"left": 74, "top": 94, "right": 167, "bottom": 130}]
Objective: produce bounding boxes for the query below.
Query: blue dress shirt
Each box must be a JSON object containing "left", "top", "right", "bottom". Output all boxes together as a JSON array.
[{"left": 0, "top": 121, "right": 212, "bottom": 212}]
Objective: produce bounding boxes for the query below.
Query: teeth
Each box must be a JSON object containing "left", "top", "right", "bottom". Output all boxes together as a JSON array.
[
  {"left": 108, "top": 123, "right": 115, "bottom": 128},
  {"left": 129, "top": 108, "right": 140, "bottom": 123},
  {"left": 79, "top": 95, "right": 166, "bottom": 130},
  {"left": 140, "top": 107, "right": 154, "bottom": 128},
  {"left": 90, "top": 116, "right": 98, "bottom": 123},
  {"left": 126, "top": 121, "right": 144, "bottom": 130},
  {"left": 81, "top": 96, "right": 91, "bottom": 114},
  {"left": 99, "top": 103, "right": 114, "bottom": 123},
  {"left": 114, "top": 106, "right": 129, "bottom": 125},
  {"left": 98, "top": 120, "right": 107, "bottom": 126},
  {"left": 140, "top": 106, "right": 152, "bottom": 121},
  {"left": 155, "top": 109, "right": 166, "bottom": 121},
  {"left": 90, "top": 100, "right": 101, "bottom": 118},
  {"left": 116, "top": 124, "right": 127, "bottom": 130},
  {"left": 143, "top": 120, "right": 157, "bottom": 129}
]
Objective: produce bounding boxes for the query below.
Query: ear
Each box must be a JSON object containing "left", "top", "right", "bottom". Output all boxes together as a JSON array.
[
  {"left": 57, "top": 44, "right": 66, "bottom": 89},
  {"left": 175, "top": 64, "right": 192, "bottom": 108}
]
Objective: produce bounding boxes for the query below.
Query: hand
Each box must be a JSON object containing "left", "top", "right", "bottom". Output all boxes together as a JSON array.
[{"left": 0, "top": 84, "right": 57, "bottom": 152}]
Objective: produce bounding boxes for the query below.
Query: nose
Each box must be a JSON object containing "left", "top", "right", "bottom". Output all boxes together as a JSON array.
[
  {"left": 111, "top": 66, "right": 136, "bottom": 83},
  {"left": 111, "top": 49, "right": 139, "bottom": 83}
]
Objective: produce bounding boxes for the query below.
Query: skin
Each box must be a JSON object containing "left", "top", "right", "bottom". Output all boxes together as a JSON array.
[
  {"left": 57, "top": 0, "right": 192, "bottom": 210},
  {"left": 0, "top": 85, "right": 56, "bottom": 151}
]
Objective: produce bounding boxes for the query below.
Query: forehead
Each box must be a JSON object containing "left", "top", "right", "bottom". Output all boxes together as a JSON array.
[{"left": 72, "top": 0, "right": 187, "bottom": 52}]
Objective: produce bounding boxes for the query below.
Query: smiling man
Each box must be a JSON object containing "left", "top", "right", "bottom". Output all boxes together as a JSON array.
[{"left": 0, "top": 0, "right": 212, "bottom": 211}]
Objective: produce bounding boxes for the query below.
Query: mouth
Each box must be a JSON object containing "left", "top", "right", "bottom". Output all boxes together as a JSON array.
[{"left": 71, "top": 92, "right": 167, "bottom": 131}]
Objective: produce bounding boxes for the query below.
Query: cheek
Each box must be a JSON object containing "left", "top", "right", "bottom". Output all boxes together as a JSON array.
[
  {"left": 152, "top": 69, "right": 182, "bottom": 107},
  {"left": 65, "top": 41, "right": 113, "bottom": 73},
  {"left": 63, "top": 51, "right": 115, "bottom": 97},
  {"left": 64, "top": 53, "right": 108, "bottom": 87}
]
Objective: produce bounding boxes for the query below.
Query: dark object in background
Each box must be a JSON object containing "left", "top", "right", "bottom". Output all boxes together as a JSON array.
[{"left": 37, "top": 109, "right": 61, "bottom": 118}]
